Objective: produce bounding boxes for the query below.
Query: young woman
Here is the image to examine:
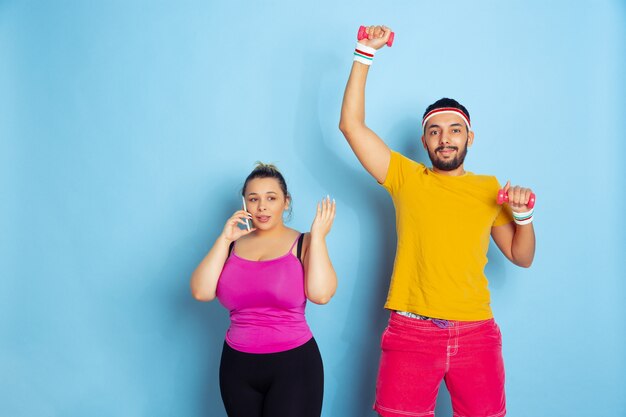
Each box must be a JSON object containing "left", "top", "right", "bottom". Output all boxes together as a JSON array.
[{"left": 190, "top": 163, "right": 337, "bottom": 417}]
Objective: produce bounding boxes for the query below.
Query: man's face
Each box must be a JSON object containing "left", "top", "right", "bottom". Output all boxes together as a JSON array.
[{"left": 421, "top": 112, "right": 474, "bottom": 173}]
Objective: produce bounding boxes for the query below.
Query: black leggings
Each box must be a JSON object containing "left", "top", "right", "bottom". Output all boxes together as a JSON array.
[{"left": 219, "top": 337, "right": 324, "bottom": 417}]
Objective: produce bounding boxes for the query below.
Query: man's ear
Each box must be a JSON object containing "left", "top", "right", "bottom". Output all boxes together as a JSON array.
[{"left": 467, "top": 130, "right": 475, "bottom": 147}]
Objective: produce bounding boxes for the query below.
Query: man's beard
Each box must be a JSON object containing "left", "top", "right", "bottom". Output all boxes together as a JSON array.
[{"left": 427, "top": 138, "right": 469, "bottom": 171}]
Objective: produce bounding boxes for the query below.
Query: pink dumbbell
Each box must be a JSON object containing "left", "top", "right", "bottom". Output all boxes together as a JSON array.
[
  {"left": 497, "top": 190, "right": 536, "bottom": 209},
  {"left": 358, "top": 25, "right": 395, "bottom": 47}
]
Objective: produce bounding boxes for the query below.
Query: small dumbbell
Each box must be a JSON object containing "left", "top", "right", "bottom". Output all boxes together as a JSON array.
[
  {"left": 357, "top": 25, "right": 395, "bottom": 47},
  {"left": 497, "top": 190, "right": 536, "bottom": 209}
]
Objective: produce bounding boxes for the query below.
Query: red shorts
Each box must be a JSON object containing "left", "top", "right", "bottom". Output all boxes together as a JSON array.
[{"left": 374, "top": 312, "right": 506, "bottom": 417}]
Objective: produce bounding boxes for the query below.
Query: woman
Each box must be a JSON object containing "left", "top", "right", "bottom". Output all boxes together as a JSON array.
[{"left": 190, "top": 163, "right": 337, "bottom": 417}]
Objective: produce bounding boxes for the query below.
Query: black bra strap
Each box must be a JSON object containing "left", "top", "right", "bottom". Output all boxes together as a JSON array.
[{"left": 296, "top": 233, "right": 305, "bottom": 262}]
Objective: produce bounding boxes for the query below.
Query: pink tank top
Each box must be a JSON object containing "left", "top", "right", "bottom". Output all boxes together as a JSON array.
[{"left": 216, "top": 234, "right": 313, "bottom": 354}]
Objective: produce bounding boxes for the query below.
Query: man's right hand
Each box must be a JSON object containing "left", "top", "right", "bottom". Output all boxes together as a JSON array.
[{"left": 359, "top": 25, "right": 393, "bottom": 50}]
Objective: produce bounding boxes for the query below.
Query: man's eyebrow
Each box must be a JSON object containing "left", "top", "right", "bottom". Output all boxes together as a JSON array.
[{"left": 428, "top": 123, "right": 464, "bottom": 129}]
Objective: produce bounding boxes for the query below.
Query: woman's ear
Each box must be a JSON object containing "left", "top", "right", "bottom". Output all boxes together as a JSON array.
[{"left": 284, "top": 195, "right": 290, "bottom": 211}]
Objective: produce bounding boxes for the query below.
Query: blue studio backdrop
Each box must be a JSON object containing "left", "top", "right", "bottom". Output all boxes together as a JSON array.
[{"left": 1, "top": 1, "right": 625, "bottom": 416}]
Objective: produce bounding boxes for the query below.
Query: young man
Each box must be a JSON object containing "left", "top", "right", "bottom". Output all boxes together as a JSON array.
[{"left": 339, "top": 25, "right": 536, "bottom": 417}]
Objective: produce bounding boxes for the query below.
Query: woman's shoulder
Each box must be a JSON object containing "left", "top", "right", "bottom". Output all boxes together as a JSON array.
[{"left": 284, "top": 227, "right": 305, "bottom": 238}]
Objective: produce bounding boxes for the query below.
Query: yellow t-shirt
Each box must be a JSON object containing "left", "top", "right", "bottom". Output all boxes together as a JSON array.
[{"left": 382, "top": 151, "right": 513, "bottom": 321}]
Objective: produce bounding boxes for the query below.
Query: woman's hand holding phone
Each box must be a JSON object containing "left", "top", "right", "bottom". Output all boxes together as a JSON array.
[{"left": 221, "top": 209, "right": 255, "bottom": 242}]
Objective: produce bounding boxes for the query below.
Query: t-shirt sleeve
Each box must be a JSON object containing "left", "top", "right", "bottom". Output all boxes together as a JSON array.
[
  {"left": 492, "top": 177, "right": 514, "bottom": 226},
  {"left": 493, "top": 204, "right": 514, "bottom": 226},
  {"left": 382, "top": 150, "right": 418, "bottom": 195}
]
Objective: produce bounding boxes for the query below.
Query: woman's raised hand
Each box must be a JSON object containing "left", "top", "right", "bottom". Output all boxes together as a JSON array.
[{"left": 310, "top": 196, "right": 336, "bottom": 239}]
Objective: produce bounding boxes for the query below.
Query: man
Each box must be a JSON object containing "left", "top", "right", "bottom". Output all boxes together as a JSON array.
[{"left": 339, "top": 25, "right": 536, "bottom": 417}]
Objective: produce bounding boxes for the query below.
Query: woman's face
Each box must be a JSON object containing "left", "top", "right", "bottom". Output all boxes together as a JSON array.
[{"left": 243, "top": 177, "right": 289, "bottom": 230}]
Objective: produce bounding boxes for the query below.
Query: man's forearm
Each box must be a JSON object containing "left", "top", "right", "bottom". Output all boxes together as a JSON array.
[{"left": 511, "top": 224, "right": 536, "bottom": 268}]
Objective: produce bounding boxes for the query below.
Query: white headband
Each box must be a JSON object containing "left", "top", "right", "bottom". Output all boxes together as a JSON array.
[{"left": 422, "top": 107, "right": 471, "bottom": 132}]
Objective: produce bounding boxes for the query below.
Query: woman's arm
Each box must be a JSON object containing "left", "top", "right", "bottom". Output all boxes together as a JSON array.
[
  {"left": 303, "top": 197, "right": 337, "bottom": 304},
  {"left": 190, "top": 210, "right": 254, "bottom": 301}
]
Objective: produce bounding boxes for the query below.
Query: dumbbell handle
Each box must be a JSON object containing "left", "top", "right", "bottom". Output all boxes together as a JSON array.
[
  {"left": 357, "top": 25, "right": 395, "bottom": 47},
  {"left": 497, "top": 190, "right": 536, "bottom": 209}
]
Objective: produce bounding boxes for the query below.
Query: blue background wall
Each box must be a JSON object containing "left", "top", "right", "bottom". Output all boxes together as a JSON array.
[{"left": 1, "top": 1, "right": 625, "bottom": 416}]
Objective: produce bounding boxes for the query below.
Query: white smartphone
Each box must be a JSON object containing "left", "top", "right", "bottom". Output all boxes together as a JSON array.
[{"left": 241, "top": 196, "right": 251, "bottom": 231}]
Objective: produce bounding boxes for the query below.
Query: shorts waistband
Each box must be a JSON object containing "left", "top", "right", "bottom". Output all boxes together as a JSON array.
[
  {"left": 395, "top": 310, "right": 452, "bottom": 328},
  {"left": 392, "top": 311, "right": 493, "bottom": 330}
]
